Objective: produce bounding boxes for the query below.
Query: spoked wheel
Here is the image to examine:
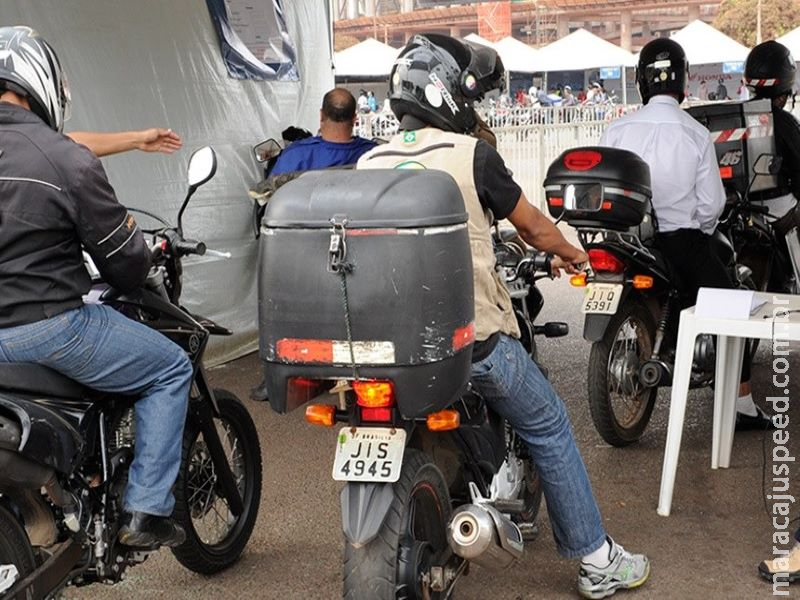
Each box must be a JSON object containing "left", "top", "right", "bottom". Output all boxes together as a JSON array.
[
  {"left": 343, "top": 449, "right": 453, "bottom": 600},
  {"left": 172, "top": 389, "right": 262, "bottom": 574},
  {"left": 0, "top": 504, "right": 35, "bottom": 595},
  {"left": 588, "top": 300, "right": 657, "bottom": 446}
]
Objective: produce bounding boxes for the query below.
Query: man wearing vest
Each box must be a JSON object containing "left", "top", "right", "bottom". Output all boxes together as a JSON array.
[{"left": 358, "top": 34, "right": 651, "bottom": 599}]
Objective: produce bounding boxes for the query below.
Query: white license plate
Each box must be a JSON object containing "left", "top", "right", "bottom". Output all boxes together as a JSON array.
[
  {"left": 332, "top": 427, "right": 406, "bottom": 483},
  {"left": 581, "top": 283, "right": 623, "bottom": 314}
]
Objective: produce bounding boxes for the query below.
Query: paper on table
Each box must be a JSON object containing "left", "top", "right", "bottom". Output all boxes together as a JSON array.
[{"left": 695, "top": 287, "right": 767, "bottom": 320}]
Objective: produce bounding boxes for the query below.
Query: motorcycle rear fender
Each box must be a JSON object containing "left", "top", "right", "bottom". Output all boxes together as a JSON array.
[{"left": 340, "top": 482, "right": 396, "bottom": 547}]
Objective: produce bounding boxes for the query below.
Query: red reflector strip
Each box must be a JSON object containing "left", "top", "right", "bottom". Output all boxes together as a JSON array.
[
  {"left": 276, "top": 339, "right": 396, "bottom": 364},
  {"left": 347, "top": 228, "right": 401, "bottom": 237},
  {"left": 276, "top": 339, "right": 333, "bottom": 363},
  {"left": 549, "top": 197, "right": 564, "bottom": 207},
  {"left": 564, "top": 150, "right": 603, "bottom": 171},
  {"left": 710, "top": 128, "right": 748, "bottom": 143},
  {"left": 719, "top": 166, "right": 733, "bottom": 179},
  {"left": 361, "top": 407, "right": 393, "bottom": 422},
  {"left": 452, "top": 322, "right": 475, "bottom": 352}
]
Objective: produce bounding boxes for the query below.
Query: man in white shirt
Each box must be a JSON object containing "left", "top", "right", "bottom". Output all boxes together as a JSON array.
[{"left": 600, "top": 38, "right": 770, "bottom": 429}]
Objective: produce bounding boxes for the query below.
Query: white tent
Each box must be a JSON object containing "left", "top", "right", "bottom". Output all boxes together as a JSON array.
[
  {"left": 529, "top": 28, "right": 636, "bottom": 72},
  {"left": 334, "top": 38, "right": 400, "bottom": 79},
  {"left": 464, "top": 33, "right": 495, "bottom": 48},
  {"left": 777, "top": 26, "right": 800, "bottom": 61},
  {"left": 0, "top": 0, "right": 333, "bottom": 364},
  {"left": 670, "top": 20, "right": 749, "bottom": 65},
  {"left": 493, "top": 37, "right": 539, "bottom": 73}
]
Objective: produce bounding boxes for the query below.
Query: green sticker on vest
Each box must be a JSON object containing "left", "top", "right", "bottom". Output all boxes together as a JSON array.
[
  {"left": 403, "top": 131, "right": 416, "bottom": 144},
  {"left": 394, "top": 160, "right": 426, "bottom": 170}
]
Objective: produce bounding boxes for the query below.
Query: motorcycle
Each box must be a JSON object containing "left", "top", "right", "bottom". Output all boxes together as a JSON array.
[
  {"left": 0, "top": 147, "right": 262, "bottom": 599},
  {"left": 257, "top": 169, "right": 567, "bottom": 598},
  {"left": 544, "top": 146, "right": 752, "bottom": 446}
]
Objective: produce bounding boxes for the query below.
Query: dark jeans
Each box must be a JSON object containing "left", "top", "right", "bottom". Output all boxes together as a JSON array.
[{"left": 657, "top": 228, "right": 751, "bottom": 382}]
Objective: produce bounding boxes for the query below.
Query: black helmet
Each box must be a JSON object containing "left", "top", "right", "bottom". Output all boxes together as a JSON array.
[
  {"left": 0, "top": 26, "right": 70, "bottom": 132},
  {"left": 389, "top": 33, "right": 489, "bottom": 133},
  {"left": 636, "top": 38, "right": 688, "bottom": 104},
  {"left": 744, "top": 40, "right": 796, "bottom": 99},
  {"left": 463, "top": 39, "right": 506, "bottom": 99}
]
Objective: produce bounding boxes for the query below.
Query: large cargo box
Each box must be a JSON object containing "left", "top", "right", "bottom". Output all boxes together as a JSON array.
[
  {"left": 685, "top": 99, "right": 778, "bottom": 195},
  {"left": 543, "top": 146, "right": 653, "bottom": 233},
  {"left": 258, "top": 169, "right": 475, "bottom": 417}
]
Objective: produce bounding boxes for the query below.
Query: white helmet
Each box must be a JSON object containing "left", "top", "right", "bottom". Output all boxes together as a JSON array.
[{"left": 0, "top": 26, "right": 70, "bottom": 131}]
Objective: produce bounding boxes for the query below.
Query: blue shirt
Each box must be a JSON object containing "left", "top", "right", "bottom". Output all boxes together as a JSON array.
[{"left": 271, "top": 135, "right": 377, "bottom": 175}]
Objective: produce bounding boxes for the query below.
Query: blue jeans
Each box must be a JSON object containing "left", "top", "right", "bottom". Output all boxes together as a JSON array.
[
  {"left": 0, "top": 304, "right": 193, "bottom": 517},
  {"left": 471, "top": 334, "right": 606, "bottom": 558}
]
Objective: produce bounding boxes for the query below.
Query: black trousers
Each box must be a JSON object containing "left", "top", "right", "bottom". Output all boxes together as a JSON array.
[{"left": 657, "top": 228, "right": 751, "bottom": 382}]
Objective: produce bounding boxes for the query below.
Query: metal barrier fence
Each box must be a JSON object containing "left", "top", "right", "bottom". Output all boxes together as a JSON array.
[{"left": 355, "top": 104, "right": 639, "bottom": 208}]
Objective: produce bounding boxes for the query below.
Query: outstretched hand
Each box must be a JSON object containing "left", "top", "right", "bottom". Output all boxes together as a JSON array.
[
  {"left": 136, "top": 128, "right": 182, "bottom": 154},
  {"left": 550, "top": 250, "right": 588, "bottom": 277}
]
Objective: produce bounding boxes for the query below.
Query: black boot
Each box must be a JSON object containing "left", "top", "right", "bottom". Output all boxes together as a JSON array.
[
  {"left": 250, "top": 377, "right": 269, "bottom": 402},
  {"left": 118, "top": 511, "right": 186, "bottom": 548},
  {"left": 735, "top": 406, "right": 775, "bottom": 431}
]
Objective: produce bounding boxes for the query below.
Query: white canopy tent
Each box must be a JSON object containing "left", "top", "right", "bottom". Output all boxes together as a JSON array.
[
  {"left": 334, "top": 37, "right": 400, "bottom": 79},
  {"left": 464, "top": 33, "right": 495, "bottom": 48},
  {"left": 777, "top": 26, "right": 800, "bottom": 63},
  {"left": 493, "top": 37, "right": 539, "bottom": 73},
  {"left": 670, "top": 20, "right": 749, "bottom": 65}
]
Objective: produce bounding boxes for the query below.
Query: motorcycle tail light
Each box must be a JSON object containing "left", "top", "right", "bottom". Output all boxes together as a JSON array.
[
  {"left": 426, "top": 409, "right": 460, "bottom": 432},
  {"left": 305, "top": 404, "right": 336, "bottom": 427},
  {"left": 360, "top": 407, "right": 393, "bottom": 422},
  {"left": 354, "top": 380, "right": 395, "bottom": 408},
  {"left": 632, "top": 275, "right": 654, "bottom": 289},
  {"left": 588, "top": 249, "right": 624, "bottom": 274},
  {"left": 570, "top": 273, "right": 588, "bottom": 287}
]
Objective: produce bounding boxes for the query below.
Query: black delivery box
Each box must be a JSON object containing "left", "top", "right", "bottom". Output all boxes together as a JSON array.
[
  {"left": 258, "top": 169, "right": 475, "bottom": 418},
  {"left": 685, "top": 99, "right": 778, "bottom": 195}
]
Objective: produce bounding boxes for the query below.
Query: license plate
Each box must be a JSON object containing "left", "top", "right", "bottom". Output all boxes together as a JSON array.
[
  {"left": 332, "top": 427, "right": 406, "bottom": 483},
  {"left": 581, "top": 283, "right": 623, "bottom": 314}
]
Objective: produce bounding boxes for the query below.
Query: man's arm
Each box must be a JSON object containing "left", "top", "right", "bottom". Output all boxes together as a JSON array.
[
  {"left": 694, "top": 138, "right": 726, "bottom": 234},
  {"left": 68, "top": 128, "right": 182, "bottom": 158},
  {"left": 506, "top": 193, "right": 588, "bottom": 269}
]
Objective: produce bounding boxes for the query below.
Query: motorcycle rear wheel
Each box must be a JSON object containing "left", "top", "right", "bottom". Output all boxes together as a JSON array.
[
  {"left": 171, "top": 389, "right": 262, "bottom": 574},
  {"left": 343, "top": 449, "right": 452, "bottom": 600},
  {"left": 588, "top": 299, "right": 657, "bottom": 447},
  {"left": 0, "top": 504, "right": 35, "bottom": 593}
]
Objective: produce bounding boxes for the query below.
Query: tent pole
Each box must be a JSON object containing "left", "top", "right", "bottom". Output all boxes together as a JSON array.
[{"left": 622, "top": 65, "right": 627, "bottom": 105}]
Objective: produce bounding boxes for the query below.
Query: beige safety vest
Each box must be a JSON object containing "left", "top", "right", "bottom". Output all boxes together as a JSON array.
[{"left": 358, "top": 128, "right": 519, "bottom": 341}]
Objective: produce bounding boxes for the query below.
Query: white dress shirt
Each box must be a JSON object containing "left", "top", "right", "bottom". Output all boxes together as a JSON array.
[{"left": 599, "top": 95, "right": 725, "bottom": 235}]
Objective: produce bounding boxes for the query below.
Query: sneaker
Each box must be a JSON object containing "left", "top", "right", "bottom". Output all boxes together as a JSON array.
[
  {"left": 118, "top": 510, "right": 186, "bottom": 548},
  {"left": 759, "top": 542, "right": 800, "bottom": 583},
  {"left": 735, "top": 406, "right": 776, "bottom": 431},
  {"left": 578, "top": 537, "right": 651, "bottom": 599}
]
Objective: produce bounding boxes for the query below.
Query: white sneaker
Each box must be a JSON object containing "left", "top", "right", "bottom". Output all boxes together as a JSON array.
[{"left": 577, "top": 537, "right": 651, "bottom": 599}]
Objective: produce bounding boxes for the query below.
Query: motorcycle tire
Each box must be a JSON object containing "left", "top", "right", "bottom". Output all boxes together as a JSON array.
[
  {"left": 0, "top": 504, "right": 36, "bottom": 593},
  {"left": 587, "top": 299, "right": 658, "bottom": 447},
  {"left": 171, "top": 389, "right": 262, "bottom": 575},
  {"left": 343, "top": 449, "right": 452, "bottom": 600}
]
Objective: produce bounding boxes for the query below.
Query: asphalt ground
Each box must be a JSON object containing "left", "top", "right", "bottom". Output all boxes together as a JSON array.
[{"left": 70, "top": 276, "right": 800, "bottom": 600}]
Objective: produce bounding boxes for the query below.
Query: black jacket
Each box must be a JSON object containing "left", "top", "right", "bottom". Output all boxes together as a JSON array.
[
  {"left": 772, "top": 105, "right": 800, "bottom": 200},
  {"left": 0, "top": 103, "right": 150, "bottom": 327}
]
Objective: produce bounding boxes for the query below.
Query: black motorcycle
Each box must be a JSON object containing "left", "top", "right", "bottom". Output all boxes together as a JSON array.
[
  {"left": 0, "top": 147, "right": 262, "bottom": 599},
  {"left": 544, "top": 146, "right": 752, "bottom": 446},
  {"left": 257, "top": 169, "right": 566, "bottom": 599}
]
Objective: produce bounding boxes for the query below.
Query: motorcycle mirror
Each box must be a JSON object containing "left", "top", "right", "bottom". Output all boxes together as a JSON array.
[
  {"left": 178, "top": 146, "right": 217, "bottom": 235},
  {"left": 752, "top": 153, "right": 781, "bottom": 176},
  {"left": 253, "top": 138, "right": 282, "bottom": 163}
]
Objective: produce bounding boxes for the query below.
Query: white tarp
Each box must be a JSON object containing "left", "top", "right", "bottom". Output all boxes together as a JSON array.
[
  {"left": 670, "top": 20, "right": 749, "bottom": 65},
  {"left": 530, "top": 28, "right": 636, "bottom": 72},
  {"left": 334, "top": 38, "right": 400, "bottom": 78},
  {"left": 493, "top": 37, "right": 539, "bottom": 73},
  {"left": 0, "top": 0, "right": 334, "bottom": 364}
]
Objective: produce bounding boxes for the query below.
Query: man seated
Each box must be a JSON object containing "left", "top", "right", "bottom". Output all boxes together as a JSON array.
[{"left": 269, "top": 88, "right": 377, "bottom": 175}]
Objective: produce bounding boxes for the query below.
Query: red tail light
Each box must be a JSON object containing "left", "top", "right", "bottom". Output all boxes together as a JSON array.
[
  {"left": 564, "top": 150, "right": 603, "bottom": 171},
  {"left": 354, "top": 380, "right": 395, "bottom": 408},
  {"left": 588, "top": 249, "right": 624, "bottom": 273},
  {"left": 360, "top": 407, "right": 393, "bottom": 422}
]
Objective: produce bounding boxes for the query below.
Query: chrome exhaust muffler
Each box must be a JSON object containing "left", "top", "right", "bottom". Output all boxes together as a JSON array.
[{"left": 447, "top": 503, "right": 524, "bottom": 570}]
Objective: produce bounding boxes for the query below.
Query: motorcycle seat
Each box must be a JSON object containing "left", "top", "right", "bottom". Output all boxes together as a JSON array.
[{"left": 0, "top": 363, "right": 90, "bottom": 400}]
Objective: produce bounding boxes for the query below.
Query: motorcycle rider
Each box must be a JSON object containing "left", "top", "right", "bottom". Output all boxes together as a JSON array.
[
  {"left": 0, "top": 26, "right": 192, "bottom": 547},
  {"left": 599, "top": 38, "right": 771, "bottom": 430},
  {"left": 357, "top": 33, "right": 651, "bottom": 599}
]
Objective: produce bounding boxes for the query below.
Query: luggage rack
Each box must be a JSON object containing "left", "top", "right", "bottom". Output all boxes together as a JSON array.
[{"left": 576, "top": 226, "right": 656, "bottom": 263}]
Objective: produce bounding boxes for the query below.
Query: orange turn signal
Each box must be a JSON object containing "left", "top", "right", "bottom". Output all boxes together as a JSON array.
[
  {"left": 570, "top": 273, "right": 588, "bottom": 287},
  {"left": 426, "top": 409, "right": 460, "bottom": 432},
  {"left": 632, "top": 275, "right": 654, "bottom": 289},
  {"left": 305, "top": 404, "right": 336, "bottom": 427},
  {"left": 354, "top": 380, "right": 395, "bottom": 408}
]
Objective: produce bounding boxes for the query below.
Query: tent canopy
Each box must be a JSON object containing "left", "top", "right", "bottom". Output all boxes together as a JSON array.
[
  {"left": 493, "top": 36, "right": 539, "bottom": 73},
  {"left": 670, "top": 20, "right": 749, "bottom": 65},
  {"left": 529, "top": 28, "right": 635, "bottom": 72},
  {"left": 777, "top": 26, "right": 800, "bottom": 62},
  {"left": 334, "top": 38, "right": 400, "bottom": 78}
]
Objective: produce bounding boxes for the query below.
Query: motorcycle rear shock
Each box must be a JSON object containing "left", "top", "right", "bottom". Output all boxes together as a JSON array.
[{"left": 650, "top": 292, "right": 675, "bottom": 360}]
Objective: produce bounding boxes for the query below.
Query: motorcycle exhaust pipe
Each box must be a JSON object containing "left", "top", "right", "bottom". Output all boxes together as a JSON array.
[{"left": 447, "top": 503, "right": 524, "bottom": 570}]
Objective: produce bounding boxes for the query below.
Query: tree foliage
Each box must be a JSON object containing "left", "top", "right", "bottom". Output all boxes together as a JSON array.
[{"left": 714, "top": 0, "right": 800, "bottom": 47}]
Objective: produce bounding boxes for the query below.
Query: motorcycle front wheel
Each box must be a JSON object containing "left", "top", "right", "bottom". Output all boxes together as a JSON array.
[
  {"left": 587, "top": 299, "right": 657, "bottom": 447},
  {"left": 343, "top": 449, "right": 452, "bottom": 600},
  {"left": 0, "top": 503, "right": 36, "bottom": 594},
  {"left": 171, "top": 389, "right": 262, "bottom": 574}
]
